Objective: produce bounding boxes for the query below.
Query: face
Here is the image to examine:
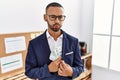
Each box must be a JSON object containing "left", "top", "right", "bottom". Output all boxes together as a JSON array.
[{"left": 44, "top": 7, "right": 65, "bottom": 32}]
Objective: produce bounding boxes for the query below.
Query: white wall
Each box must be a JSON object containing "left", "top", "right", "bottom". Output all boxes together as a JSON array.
[
  {"left": 79, "top": 0, "right": 94, "bottom": 52},
  {"left": 0, "top": 0, "right": 41, "bottom": 33}
]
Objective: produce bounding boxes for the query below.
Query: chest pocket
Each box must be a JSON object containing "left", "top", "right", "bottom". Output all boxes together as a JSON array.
[{"left": 64, "top": 51, "right": 74, "bottom": 66}]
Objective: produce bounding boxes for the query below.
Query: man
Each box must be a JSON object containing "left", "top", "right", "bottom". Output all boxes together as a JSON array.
[{"left": 25, "top": 2, "right": 83, "bottom": 80}]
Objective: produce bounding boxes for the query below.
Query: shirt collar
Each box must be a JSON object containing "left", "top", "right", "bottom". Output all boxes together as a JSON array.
[{"left": 46, "top": 30, "right": 63, "bottom": 39}]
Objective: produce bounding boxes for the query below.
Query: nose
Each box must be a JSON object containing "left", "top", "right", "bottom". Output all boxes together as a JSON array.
[{"left": 54, "top": 17, "right": 60, "bottom": 23}]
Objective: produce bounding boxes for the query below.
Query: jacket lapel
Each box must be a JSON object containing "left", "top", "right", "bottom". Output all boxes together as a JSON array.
[
  {"left": 61, "top": 30, "right": 67, "bottom": 60},
  {"left": 40, "top": 30, "right": 51, "bottom": 56}
]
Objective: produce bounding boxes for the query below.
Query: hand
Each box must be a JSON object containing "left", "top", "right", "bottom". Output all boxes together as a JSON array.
[
  {"left": 48, "top": 57, "right": 61, "bottom": 72},
  {"left": 58, "top": 60, "right": 73, "bottom": 77}
]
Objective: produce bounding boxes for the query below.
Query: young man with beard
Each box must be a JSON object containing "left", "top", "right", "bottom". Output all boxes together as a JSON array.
[{"left": 25, "top": 2, "right": 83, "bottom": 80}]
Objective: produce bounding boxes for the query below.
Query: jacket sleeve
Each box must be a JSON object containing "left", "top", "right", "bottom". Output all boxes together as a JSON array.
[
  {"left": 25, "top": 41, "right": 52, "bottom": 79},
  {"left": 72, "top": 39, "right": 84, "bottom": 79}
]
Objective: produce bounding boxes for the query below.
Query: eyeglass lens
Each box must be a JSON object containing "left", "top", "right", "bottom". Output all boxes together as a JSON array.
[{"left": 48, "top": 15, "right": 66, "bottom": 21}]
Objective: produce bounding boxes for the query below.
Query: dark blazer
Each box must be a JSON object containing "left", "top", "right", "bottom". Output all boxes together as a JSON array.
[{"left": 25, "top": 30, "right": 83, "bottom": 80}]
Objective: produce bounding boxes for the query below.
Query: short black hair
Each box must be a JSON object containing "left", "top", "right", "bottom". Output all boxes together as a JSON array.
[{"left": 46, "top": 2, "right": 63, "bottom": 13}]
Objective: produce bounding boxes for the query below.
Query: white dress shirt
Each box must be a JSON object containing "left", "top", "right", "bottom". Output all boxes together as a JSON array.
[{"left": 46, "top": 30, "right": 63, "bottom": 61}]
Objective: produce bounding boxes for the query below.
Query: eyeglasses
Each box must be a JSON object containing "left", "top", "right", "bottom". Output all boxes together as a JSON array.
[{"left": 47, "top": 15, "right": 66, "bottom": 21}]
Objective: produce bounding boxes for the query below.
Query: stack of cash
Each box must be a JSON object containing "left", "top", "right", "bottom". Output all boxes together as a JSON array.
[{"left": 49, "top": 46, "right": 62, "bottom": 61}]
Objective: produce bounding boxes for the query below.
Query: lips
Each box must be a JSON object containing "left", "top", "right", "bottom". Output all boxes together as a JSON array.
[{"left": 54, "top": 25, "right": 59, "bottom": 28}]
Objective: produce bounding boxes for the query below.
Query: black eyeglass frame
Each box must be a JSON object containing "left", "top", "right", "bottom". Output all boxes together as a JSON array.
[{"left": 47, "top": 15, "right": 66, "bottom": 21}]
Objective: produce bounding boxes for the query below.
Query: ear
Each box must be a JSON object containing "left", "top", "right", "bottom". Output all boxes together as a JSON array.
[{"left": 44, "top": 14, "right": 47, "bottom": 21}]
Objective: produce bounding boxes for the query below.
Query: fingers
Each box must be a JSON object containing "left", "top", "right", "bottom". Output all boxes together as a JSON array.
[
  {"left": 60, "top": 60, "right": 67, "bottom": 69},
  {"left": 54, "top": 57, "right": 62, "bottom": 65},
  {"left": 58, "top": 61, "right": 68, "bottom": 76},
  {"left": 58, "top": 66, "right": 63, "bottom": 75},
  {"left": 59, "top": 62, "right": 64, "bottom": 70},
  {"left": 55, "top": 57, "right": 62, "bottom": 62},
  {"left": 48, "top": 57, "right": 61, "bottom": 72}
]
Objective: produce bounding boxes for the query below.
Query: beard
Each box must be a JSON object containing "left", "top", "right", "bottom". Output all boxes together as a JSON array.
[{"left": 47, "top": 22, "right": 61, "bottom": 32}]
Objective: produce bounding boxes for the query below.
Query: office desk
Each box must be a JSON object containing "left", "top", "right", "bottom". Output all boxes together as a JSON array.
[{"left": 74, "top": 52, "right": 92, "bottom": 80}]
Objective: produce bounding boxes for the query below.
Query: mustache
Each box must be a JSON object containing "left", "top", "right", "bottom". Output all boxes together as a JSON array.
[{"left": 53, "top": 23, "right": 60, "bottom": 26}]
